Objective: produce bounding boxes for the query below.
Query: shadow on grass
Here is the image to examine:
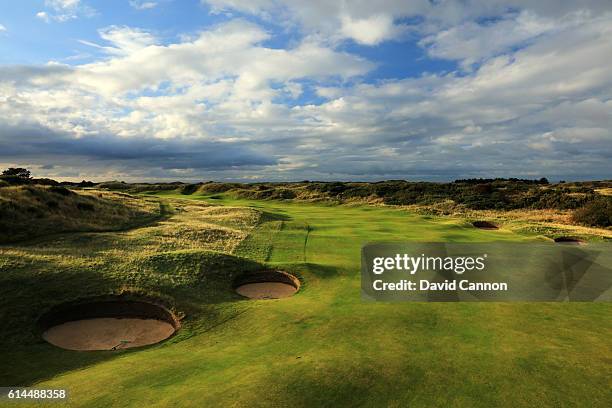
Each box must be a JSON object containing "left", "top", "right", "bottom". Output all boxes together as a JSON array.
[
  {"left": 259, "top": 210, "right": 292, "bottom": 222},
  {"left": 0, "top": 265, "right": 138, "bottom": 386},
  {"left": 0, "top": 345, "right": 129, "bottom": 387},
  {"left": 0, "top": 247, "right": 269, "bottom": 386},
  {"left": 1, "top": 198, "right": 173, "bottom": 249}
]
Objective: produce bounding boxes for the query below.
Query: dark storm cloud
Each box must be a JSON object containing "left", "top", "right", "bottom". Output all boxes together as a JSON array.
[{"left": 0, "top": 123, "right": 276, "bottom": 170}]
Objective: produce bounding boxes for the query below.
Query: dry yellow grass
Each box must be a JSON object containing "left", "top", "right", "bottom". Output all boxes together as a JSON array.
[
  {"left": 97, "top": 198, "right": 264, "bottom": 259},
  {"left": 0, "top": 185, "right": 160, "bottom": 243},
  {"left": 402, "top": 200, "right": 612, "bottom": 240},
  {"left": 595, "top": 188, "right": 612, "bottom": 196},
  {"left": 0, "top": 195, "right": 263, "bottom": 294}
]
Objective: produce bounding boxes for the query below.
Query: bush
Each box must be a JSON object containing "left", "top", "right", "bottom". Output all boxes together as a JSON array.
[
  {"left": 270, "top": 189, "right": 296, "bottom": 200},
  {"left": 78, "top": 180, "right": 96, "bottom": 187},
  {"left": 50, "top": 186, "right": 74, "bottom": 196},
  {"left": 0, "top": 175, "right": 33, "bottom": 185},
  {"left": 76, "top": 202, "right": 95, "bottom": 211},
  {"left": 180, "top": 184, "right": 201, "bottom": 195},
  {"left": 572, "top": 198, "right": 612, "bottom": 227},
  {"left": 34, "top": 178, "right": 60, "bottom": 186},
  {"left": 198, "top": 182, "right": 241, "bottom": 194}
]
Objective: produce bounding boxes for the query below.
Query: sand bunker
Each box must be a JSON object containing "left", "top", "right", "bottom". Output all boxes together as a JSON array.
[
  {"left": 38, "top": 297, "right": 179, "bottom": 351},
  {"left": 554, "top": 237, "right": 585, "bottom": 244},
  {"left": 236, "top": 282, "right": 298, "bottom": 299},
  {"left": 235, "top": 271, "right": 300, "bottom": 300},
  {"left": 43, "top": 318, "right": 175, "bottom": 351},
  {"left": 472, "top": 221, "right": 499, "bottom": 230}
]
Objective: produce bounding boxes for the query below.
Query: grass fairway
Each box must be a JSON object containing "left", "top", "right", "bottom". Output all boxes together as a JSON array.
[{"left": 1, "top": 192, "right": 610, "bottom": 407}]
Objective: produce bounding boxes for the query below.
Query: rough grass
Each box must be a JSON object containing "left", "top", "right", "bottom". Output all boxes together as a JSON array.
[
  {"left": 596, "top": 188, "right": 612, "bottom": 196},
  {"left": 143, "top": 180, "right": 612, "bottom": 211},
  {"left": 0, "top": 195, "right": 264, "bottom": 386},
  {"left": 132, "top": 181, "right": 612, "bottom": 240},
  {"left": 402, "top": 201, "right": 612, "bottom": 241},
  {"left": 0, "top": 191, "right": 610, "bottom": 407},
  {"left": 0, "top": 185, "right": 161, "bottom": 243}
]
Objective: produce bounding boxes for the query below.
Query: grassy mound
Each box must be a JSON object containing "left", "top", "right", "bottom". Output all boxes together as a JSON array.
[
  {"left": 0, "top": 198, "right": 263, "bottom": 345},
  {"left": 0, "top": 195, "right": 266, "bottom": 383},
  {"left": 0, "top": 185, "right": 161, "bottom": 243}
]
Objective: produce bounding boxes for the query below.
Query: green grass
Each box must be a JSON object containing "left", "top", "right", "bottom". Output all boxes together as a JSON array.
[{"left": 0, "top": 191, "right": 610, "bottom": 407}]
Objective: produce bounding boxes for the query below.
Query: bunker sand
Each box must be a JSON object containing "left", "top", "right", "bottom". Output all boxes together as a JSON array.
[
  {"left": 42, "top": 318, "right": 175, "bottom": 351},
  {"left": 236, "top": 282, "right": 298, "bottom": 299}
]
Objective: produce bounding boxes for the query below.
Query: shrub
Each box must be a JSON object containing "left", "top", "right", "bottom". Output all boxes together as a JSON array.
[
  {"left": 180, "top": 184, "right": 201, "bottom": 195},
  {"left": 50, "top": 186, "right": 74, "bottom": 196},
  {"left": 572, "top": 198, "right": 612, "bottom": 227},
  {"left": 76, "top": 202, "right": 95, "bottom": 211},
  {"left": 96, "top": 181, "right": 130, "bottom": 190},
  {"left": 78, "top": 180, "right": 96, "bottom": 187},
  {"left": 271, "top": 189, "right": 296, "bottom": 200},
  {"left": 35, "top": 178, "right": 60, "bottom": 186},
  {"left": 198, "top": 182, "right": 241, "bottom": 193},
  {"left": 474, "top": 183, "right": 493, "bottom": 194},
  {"left": 0, "top": 175, "right": 33, "bottom": 185}
]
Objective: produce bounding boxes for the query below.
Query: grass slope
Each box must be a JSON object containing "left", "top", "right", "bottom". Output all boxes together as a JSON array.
[
  {"left": 0, "top": 186, "right": 161, "bottom": 243},
  {"left": 0, "top": 192, "right": 610, "bottom": 407}
]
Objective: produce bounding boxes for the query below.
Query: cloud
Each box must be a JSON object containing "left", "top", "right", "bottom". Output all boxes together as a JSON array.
[
  {"left": 201, "top": 1, "right": 612, "bottom": 46},
  {"left": 35, "top": 12, "right": 51, "bottom": 23},
  {"left": 129, "top": 1, "right": 158, "bottom": 10},
  {"left": 96, "top": 26, "right": 158, "bottom": 55},
  {"left": 4, "top": 3, "right": 612, "bottom": 181},
  {"left": 279, "top": 12, "right": 612, "bottom": 180},
  {"left": 36, "top": 0, "right": 95, "bottom": 23},
  {"left": 203, "top": 0, "right": 413, "bottom": 45},
  {"left": 0, "top": 20, "right": 372, "bottom": 179},
  {"left": 0, "top": 123, "right": 275, "bottom": 174},
  {"left": 70, "top": 20, "right": 372, "bottom": 96},
  {"left": 340, "top": 14, "right": 400, "bottom": 46},
  {"left": 419, "top": 10, "right": 590, "bottom": 69},
  {"left": 0, "top": 23, "right": 6, "bottom": 32}
]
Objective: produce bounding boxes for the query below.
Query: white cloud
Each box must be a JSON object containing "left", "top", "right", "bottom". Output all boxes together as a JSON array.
[
  {"left": 50, "top": 0, "right": 81, "bottom": 7},
  {"left": 36, "top": 0, "right": 94, "bottom": 23},
  {"left": 0, "top": 19, "right": 372, "bottom": 145},
  {"left": 419, "top": 10, "right": 590, "bottom": 69},
  {"left": 4, "top": 2, "right": 612, "bottom": 180},
  {"left": 36, "top": 11, "right": 51, "bottom": 23},
  {"left": 340, "top": 14, "right": 399, "bottom": 46},
  {"left": 97, "top": 26, "right": 158, "bottom": 55},
  {"left": 284, "top": 13, "right": 612, "bottom": 178},
  {"left": 204, "top": 0, "right": 414, "bottom": 45},
  {"left": 69, "top": 20, "right": 372, "bottom": 97},
  {"left": 0, "top": 24, "right": 6, "bottom": 32},
  {"left": 130, "top": 1, "right": 158, "bottom": 10},
  {"left": 201, "top": 1, "right": 612, "bottom": 47}
]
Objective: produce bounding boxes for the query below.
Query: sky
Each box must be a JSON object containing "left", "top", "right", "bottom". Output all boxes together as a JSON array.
[{"left": 0, "top": 0, "right": 611, "bottom": 182}]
